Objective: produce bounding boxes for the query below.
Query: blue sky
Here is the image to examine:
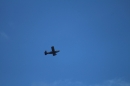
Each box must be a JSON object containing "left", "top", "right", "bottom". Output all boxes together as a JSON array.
[{"left": 0, "top": 0, "right": 130, "bottom": 86}]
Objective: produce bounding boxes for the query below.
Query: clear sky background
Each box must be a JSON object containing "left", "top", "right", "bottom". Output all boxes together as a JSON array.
[{"left": 0, "top": 0, "right": 130, "bottom": 86}]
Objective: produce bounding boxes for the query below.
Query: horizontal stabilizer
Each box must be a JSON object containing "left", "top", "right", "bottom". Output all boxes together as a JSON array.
[{"left": 44, "top": 51, "right": 47, "bottom": 55}]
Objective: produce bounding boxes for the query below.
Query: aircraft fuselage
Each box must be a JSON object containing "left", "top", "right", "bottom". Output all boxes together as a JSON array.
[{"left": 44, "top": 46, "right": 60, "bottom": 56}]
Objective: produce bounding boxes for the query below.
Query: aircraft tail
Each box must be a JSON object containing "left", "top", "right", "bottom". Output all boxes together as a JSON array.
[{"left": 44, "top": 51, "right": 47, "bottom": 55}]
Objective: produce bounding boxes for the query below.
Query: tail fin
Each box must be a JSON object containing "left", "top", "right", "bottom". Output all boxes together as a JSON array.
[{"left": 44, "top": 51, "right": 47, "bottom": 55}]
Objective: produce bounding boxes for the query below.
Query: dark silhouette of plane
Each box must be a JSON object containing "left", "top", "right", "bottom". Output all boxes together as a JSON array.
[{"left": 44, "top": 46, "right": 60, "bottom": 56}]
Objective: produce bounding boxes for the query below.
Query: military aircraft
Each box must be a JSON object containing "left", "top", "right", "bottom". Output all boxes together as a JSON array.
[{"left": 44, "top": 46, "right": 60, "bottom": 56}]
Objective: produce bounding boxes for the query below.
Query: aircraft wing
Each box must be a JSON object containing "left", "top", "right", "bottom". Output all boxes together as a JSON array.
[
  {"left": 51, "top": 46, "right": 55, "bottom": 52},
  {"left": 53, "top": 53, "right": 57, "bottom": 56}
]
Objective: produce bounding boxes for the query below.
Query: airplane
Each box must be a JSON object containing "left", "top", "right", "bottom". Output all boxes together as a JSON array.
[{"left": 44, "top": 46, "right": 60, "bottom": 56}]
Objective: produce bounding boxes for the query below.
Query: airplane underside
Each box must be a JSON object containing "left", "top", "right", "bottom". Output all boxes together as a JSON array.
[{"left": 44, "top": 46, "right": 60, "bottom": 56}]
